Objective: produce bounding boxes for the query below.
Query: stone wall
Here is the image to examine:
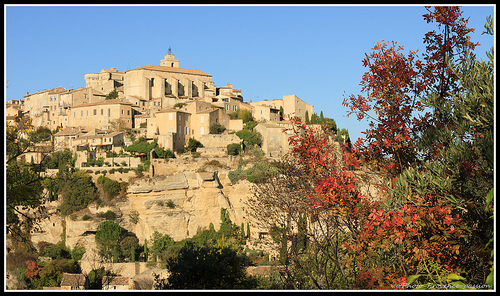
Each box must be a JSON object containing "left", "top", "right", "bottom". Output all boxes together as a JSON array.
[{"left": 198, "top": 133, "right": 241, "bottom": 148}]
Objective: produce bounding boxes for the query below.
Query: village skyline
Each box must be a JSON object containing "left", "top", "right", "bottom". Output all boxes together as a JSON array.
[{"left": 5, "top": 4, "right": 495, "bottom": 141}]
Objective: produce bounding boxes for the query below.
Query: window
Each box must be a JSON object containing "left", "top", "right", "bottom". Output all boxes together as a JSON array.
[
  {"left": 169, "top": 113, "right": 173, "bottom": 120},
  {"left": 178, "top": 126, "right": 182, "bottom": 134},
  {"left": 81, "top": 111, "right": 84, "bottom": 117},
  {"left": 200, "top": 116, "right": 204, "bottom": 123},
  {"left": 101, "top": 109, "right": 103, "bottom": 115},
  {"left": 200, "top": 127, "right": 204, "bottom": 135},
  {"left": 108, "top": 109, "right": 111, "bottom": 117},
  {"left": 127, "top": 110, "right": 130, "bottom": 115},
  {"left": 93, "top": 109, "right": 97, "bottom": 115},
  {"left": 178, "top": 114, "right": 182, "bottom": 121},
  {"left": 185, "top": 127, "right": 189, "bottom": 135}
]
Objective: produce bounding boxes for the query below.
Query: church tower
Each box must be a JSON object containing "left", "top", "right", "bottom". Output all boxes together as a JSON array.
[{"left": 160, "top": 47, "right": 179, "bottom": 68}]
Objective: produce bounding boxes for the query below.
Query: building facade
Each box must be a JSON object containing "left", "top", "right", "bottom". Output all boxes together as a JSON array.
[{"left": 68, "top": 99, "right": 134, "bottom": 131}]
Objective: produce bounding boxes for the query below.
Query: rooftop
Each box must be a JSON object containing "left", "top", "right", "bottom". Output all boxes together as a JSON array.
[{"left": 128, "top": 64, "right": 211, "bottom": 77}]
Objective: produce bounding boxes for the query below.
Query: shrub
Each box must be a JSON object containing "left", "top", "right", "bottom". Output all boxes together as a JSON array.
[
  {"left": 97, "top": 175, "right": 127, "bottom": 199},
  {"left": 129, "top": 210, "right": 140, "bottom": 224},
  {"left": 58, "top": 171, "right": 98, "bottom": 217},
  {"left": 99, "top": 210, "right": 116, "bottom": 221},
  {"left": 227, "top": 143, "right": 241, "bottom": 156},
  {"left": 228, "top": 161, "right": 280, "bottom": 184},
  {"left": 154, "top": 146, "right": 175, "bottom": 159},
  {"left": 210, "top": 123, "right": 226, "bottom": 134},
  {"left": 166, "top": 200, "right": 175, "bottom": 209},
  {"left": 187, "top": 138, "right": 204, "bottom": 152},
  {"left": 236, "top": 129, "right": 262, "bottom": 147}
]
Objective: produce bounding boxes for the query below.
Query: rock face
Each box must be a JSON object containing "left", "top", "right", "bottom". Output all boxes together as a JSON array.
[
  {"left": 124, "top": 170, "right": 244, "bottom": 242},
  {"left": 29, "top": 158, "right": 255, "bottom": 255}
]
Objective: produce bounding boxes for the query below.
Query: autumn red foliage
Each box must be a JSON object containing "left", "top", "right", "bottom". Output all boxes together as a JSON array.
[
  {"left": 285, "top": 117, "right": 469, "bottom": 289},
  {"left": 24, "top": 260, "right": 41, "bottom": 281},
  {"left": 342, "top": 6, "right": 480, "bottom": 175}
]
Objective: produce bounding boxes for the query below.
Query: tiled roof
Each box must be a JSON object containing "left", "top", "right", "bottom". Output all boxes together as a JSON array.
[
  {"left": 129, "top": 64, "right": 211, "bottom": 77},
  {"left": 54, "top": 127, "right": 85, "bottom": 136},
  {"left": 60, "top": 273, "right": 87, "bottom": 287},
  {"left": 72, "top": 99, "right": 133, "bottom": 109},
  {"left": 103, "top": 276, "right": 129, "bottom": 286}
]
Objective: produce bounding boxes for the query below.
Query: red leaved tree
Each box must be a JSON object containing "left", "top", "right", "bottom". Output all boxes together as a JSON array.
[{"left": 342, "top": 6, "right": 479, "bottom": 174}]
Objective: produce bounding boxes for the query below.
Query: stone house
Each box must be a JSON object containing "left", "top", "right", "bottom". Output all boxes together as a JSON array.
[
  {"left": 150, "top": 108, "right": 191, "bottom": 152},
  {"left": 60, "top": 273, "right": 89, "bottom": 290},
  {"left": 255, "top": 121, "right": 296, "bottom": 158},
  {"left": 249, "top": 102, "right": 281, "bottom": 123},
  {"left": 68, "top": 99, "right": 134, "bottom": 130},
  {"left": 53, "top": 126, "right": 87, "bottom": 151},
  {"left": 102, "top": 276, "right": 132, "bottom": 290},
  {"left": 267, "top": 94, "right": 314, "bottom": 122},
  {"left": 84, "top": 67, "right": 125, "bottom": 97},
  {"left": 72, "top": 129, "right": 124, "bottom": 152}
]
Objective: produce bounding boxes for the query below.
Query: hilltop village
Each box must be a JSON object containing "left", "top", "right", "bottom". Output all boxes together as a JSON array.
[
  {"left": 6, "top": 52, "right": 314, "bottom": 160},
  {"left": 7, "top": 52, "right": 352, "bottom": 290}
]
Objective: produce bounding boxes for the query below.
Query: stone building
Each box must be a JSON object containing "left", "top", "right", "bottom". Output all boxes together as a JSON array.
[
  {"left": 84, "top": 67, "right": 125, "bottom": 97},
  {"left": 151, "top": 108, "right": 191, "bottom": 152},
  {"left": 68, "top": 99, "right": 134, "bottom": 130},
  {"left": 265, "top": 94, "right": 313, "bottom": 122},
  {"left": 123, "top": 54, "right": 215, "bottom": 103},
  {"left": 102, "top": 276, "right": 132, "bottom": 290},
  {"left": 255, "top": 121, "right": 296, "bottom": 158},
  {"left": 60, "top": 273, "right": 89, "bottom": 290}
]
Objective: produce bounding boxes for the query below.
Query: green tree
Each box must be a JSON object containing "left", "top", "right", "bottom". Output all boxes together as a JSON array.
[
  {"left": 124, "top": 137, "right": 158, "bottom": 157},
  {"left": 388, "top": 16, "right": 495, "bottom": 284},
  {"left": 150, "top": 231, "right": 174, "bottom": 262},
  {"left": 154, "top": 146, "right": 175, "bottom": 159},
  {"left": 95, "top": 221, "right": 123, "bottom": 261},
  {"left": 120, "top": 236, "right": 139, "bottom": 261},
  {"left": 187, "top": 137, "right": 204, "bottom": 152},
  {"left": 235, "top": 129, "right": 262, "bottom": 147},
  {"left": 227, "top": 143, "right": 241, "bottom": 156},
  {"left": 105, "top": 88, "right": 119, "bottom": 100},
  {"left": 88, "top": 267, "right": 115, "bottom": 289},
  {"left": 156, "top": 241, "right": 256, "bottom": 289},
  {"left": 29, "top": 126, "right": 52, "bottom": 143},
  {"left": 209, "top": 122, "right": 226, "bottom": 134},
  {"left": 58, "top": 171, "right": 98, "bottom": 216}
]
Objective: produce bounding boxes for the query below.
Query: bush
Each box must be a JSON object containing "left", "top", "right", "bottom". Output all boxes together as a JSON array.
[
  {"left": 236, "top": 129, "right": 262, "bottom": 147},
  {"left": 227, "top": 143, "right": 241, "bottom": 156},
  {"left": 99, "top": 210, "right": 116, "bottom": 221},
  {"left": 58, "top": 171, "right": 98, "bottom": 217},
  {"left": 187, "top": 138, "right": 204, "bottom": 152},
  {"left": 210, "top": 123, "right": 226, "bottom": 134},
  {"left": 228, "top": 161, "right": 280, "bottom": 184},
  {"left": 97, "top": 175, "right": 127, "bottom": 199},
  {"left": 154, "top": 146, "right": 175, "bottom": 159}
]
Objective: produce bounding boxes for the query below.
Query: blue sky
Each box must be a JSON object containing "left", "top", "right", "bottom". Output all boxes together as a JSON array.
[{"left": 4, "top": 4, "right": 495, "bottom": 141}]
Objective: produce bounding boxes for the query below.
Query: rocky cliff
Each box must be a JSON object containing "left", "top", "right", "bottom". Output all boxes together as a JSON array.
[{"left": 30, "top": 156, "right": 256, "bottom": 255}]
